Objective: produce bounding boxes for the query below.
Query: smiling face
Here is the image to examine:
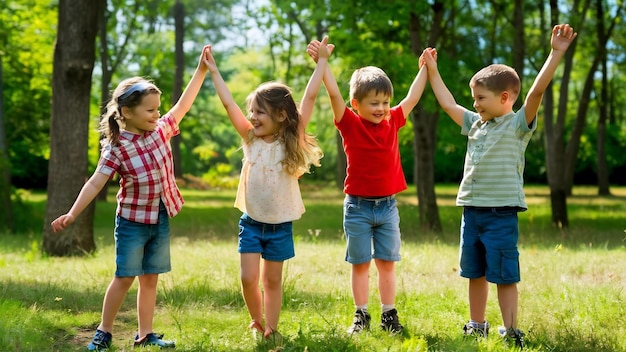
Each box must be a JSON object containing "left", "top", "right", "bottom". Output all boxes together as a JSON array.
[
  {"left": 248, "top": 99, "right": 285, "bottom": 142},
  {"left": 351, "top": 91, "right": 391, "bottom": 124},
  {"left": 469, "top": 85, "right": 509, "bottom": 121},
  {"left": 122, "top": 93, "right": 161, "bottom": 134}
]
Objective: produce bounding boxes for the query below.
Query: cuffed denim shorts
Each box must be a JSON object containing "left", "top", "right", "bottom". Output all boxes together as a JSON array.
[
  {"left": 114, "top": 202, "right": 171, "bottom": 277},
  {"left": 459, "top": 206, "right": 522, "bottom": 284},
  {"left": 343, "top": 195, "right": 402, "bottom": 265},
  {"left": 238, "top": 213, "right": 294, "bottom": 262}
]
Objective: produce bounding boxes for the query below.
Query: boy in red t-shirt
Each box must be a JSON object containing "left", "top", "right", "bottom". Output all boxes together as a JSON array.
[{"left": 308, "top": 39, "right": 428, "bottom": 334}]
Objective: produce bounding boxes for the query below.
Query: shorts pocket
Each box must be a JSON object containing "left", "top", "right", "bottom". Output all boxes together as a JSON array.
[{"left": 500, "top": 249, "right": 520, "bottom": 282}]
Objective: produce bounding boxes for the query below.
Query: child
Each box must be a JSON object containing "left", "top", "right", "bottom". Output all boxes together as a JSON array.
[
  {"left": 307, "top": 38, "right": 428, "bottom": 334},
  {"left": 204, "top": 38, "right": 329, "bottom": 339},
  {"left": 422, "top": 24, "right": 577, "bottom": 348},
  {"left": 51, "top": 45, "right": 212, "bottom": 350}
]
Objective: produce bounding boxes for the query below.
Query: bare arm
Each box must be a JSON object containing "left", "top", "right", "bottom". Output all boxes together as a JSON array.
[
  {"left": 423, "top": 48, "right": 467, "bottom": 127},
  {"left": 205, "top": 45, "right": 252, "bottom": 139},
  {"left": 50, "top": 172, "right": 109, "bottom": 233},
  {"left": 307, "top": 39, "right": 346, "bottom": 123},
  {"left": 299, "top": 37, "right": 331, "bottom": 131},
  {"left": 169, "top": 45, "right": 210, "bottom": 125},
  {"left": 524, "top": 24, "right": 577, "bottom": 125},
  {"left": 398, "top": 65, "right": 428, "bottom": 118}
]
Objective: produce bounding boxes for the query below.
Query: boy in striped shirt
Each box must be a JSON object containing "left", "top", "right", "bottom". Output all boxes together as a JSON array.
[{"left": 422, "top": 24, "right": 577, "bottom": 348}]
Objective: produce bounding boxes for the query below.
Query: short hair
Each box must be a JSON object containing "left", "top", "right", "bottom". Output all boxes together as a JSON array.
[
  {"left": 349, "top": 66, "right": 393, "bottom": 102},
  {"left": 470, "top": 64, "right": 520, "bottom": 101}
]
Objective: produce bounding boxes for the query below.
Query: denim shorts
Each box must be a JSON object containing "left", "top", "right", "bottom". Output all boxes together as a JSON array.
[
  {"left": 343, "top": 195, "right": 402, "bottom": 264},
  {"left": 114, "top": 202, "right": 172, "bottom": 277},
  {"left": 459, "top": 206, "right": 521, "bottom": 284},
  {"left": 238, "top": 213, "right": 294, "bottom": 261}
]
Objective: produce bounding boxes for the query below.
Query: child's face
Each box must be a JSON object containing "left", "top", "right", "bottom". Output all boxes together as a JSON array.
[
  {"left": 351, "top": 91, "right": 391, "bottom": 124},
  {"left": 470, "top": 85, "right": 508, "bottom": 121},
  {"left": 248, "top": 100, "right": 284, "bottom": 143},
  {"left": 123, "top": 93, "right": 161, "bottom": 134}
]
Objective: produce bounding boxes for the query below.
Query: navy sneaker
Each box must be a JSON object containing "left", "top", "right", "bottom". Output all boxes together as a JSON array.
[
  {"left": 87, "top": 329, "right": 112, "bottom": 351},
  {"left": 463, "top": 321, "right": 490, "bottom": 338},
  {"left": 134, "top": 333, "right": 176, "bottom": 348},
  {"left": 380, "top": 309, "right": 404, "bottom": 334},
  {"left": 498, "top": 326, "right": 525, "bottom": 349},
  {"left": 347, "top": 308, "right": 371, "bottom": 334}
]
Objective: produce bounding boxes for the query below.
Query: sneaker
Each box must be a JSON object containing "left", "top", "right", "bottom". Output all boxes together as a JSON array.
[
  {"left": 463, "top": 321, "right": 490, "bottom": 338},
  {"left": 134, "top": 333, "right": 176, "bottom": 348},
  {"left": 87, "top": 329, "right": 112, "bottom": 351},
  {"left": 347, "top": 309, "right": 371, "bottom": 334},
  {"left": 498, "top": 327, "right": 525, "bottom": 349},
  {"left": 380, "top": 309, "right": 404, "bottom": 334}
]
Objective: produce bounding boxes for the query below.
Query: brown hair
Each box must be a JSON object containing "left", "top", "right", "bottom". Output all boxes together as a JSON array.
[
  {"left": 349, "top": 66, "right": 393, "bottom": 102},
  {"left": 245, "top": 82, "right": 322, "bottom": 176},
  {"left": 470, "top": 64, "right": 520, "bottom": 101},
  {"left": 99, "top": 77, "right": 161, "bottom": 147}
]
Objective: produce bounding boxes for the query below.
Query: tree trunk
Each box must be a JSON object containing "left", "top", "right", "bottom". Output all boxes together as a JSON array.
[
  {"left": 596, "top": 54, "right": 610, "bottom": 195},
  {"left": 0, "top": 55, "right": 13, "bottom": 233},
  {"left": 43, "top": 0, "right": 100, "bottom": 256},
  {"left": 172, "top": 0, "right": 185, "bottom": 178},
  {"left": 412, "top": 108, "right": 441, "bottom": 233},
  {"left": 406, "top": 3, "right": 443, "bottom": 233},
  {"left": 96, "top": 0, "right": 110, "bottom": 202}
]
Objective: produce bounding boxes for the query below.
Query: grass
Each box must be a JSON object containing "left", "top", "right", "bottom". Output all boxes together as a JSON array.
[{"left": 0, "top": 184, "right": 625, "bottom": 351}]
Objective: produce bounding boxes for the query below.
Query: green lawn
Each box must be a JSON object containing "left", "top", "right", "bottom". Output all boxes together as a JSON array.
[{"left": 0, "top": 184, "right": 625, "bottom": 351}]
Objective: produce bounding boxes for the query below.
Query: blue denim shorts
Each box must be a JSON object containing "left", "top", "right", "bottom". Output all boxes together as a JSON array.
[
  {"left": 459, "top": 206, "right": 521, "bottom": 284},
  {"left": 114, "top": 202, "right": 172, "bottom": 277},
  {"left": 343, "top": 195, "right": 402, "bottom": 264},
  {"left": 238, "top": 213, "right": 294, "bottom": 261}
]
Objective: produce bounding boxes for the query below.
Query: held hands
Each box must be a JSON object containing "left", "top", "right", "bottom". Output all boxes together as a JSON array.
[
  {"left": 307, "top": 36, "right": 335, "bottom": 63},
  {"left": 420, "top": 47, "right": 438, "bottom": 71},
  {"left": 198, "top": 44, "right": 212, "bottom": 72},
  {"left": 203, "top": 45, "right": 219, "bottom": 74},
  {"left": 551, "top": 24, "right": 577, "bottom": 52},
  {"left": 51, "top": 214, "right": 76, "bottom": 233}
]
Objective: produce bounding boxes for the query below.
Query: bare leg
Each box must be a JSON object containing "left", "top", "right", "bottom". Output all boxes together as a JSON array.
[
  {"left": 375, "top": 259, "right": 396, "bottom": 305},
  {"left": 137, "top": 273, "right": 159, "bottom": 338},
  {"left": 240, "top": 253, "right": 263, "bottom": 331},
  {"left": 497, "top": 283, "right": 518, "bottom": 328},
  {"left": 468, "top": 276, "right": 489, "bottom": 323},
  {"left": 351, "top": 262, "right": 371, "bottom": 306},
  {"left": 262, "top": 259, "right": 284, "bottom": 336},
  {"left": 97, "top": 276, "right": 135, "bottom": 333}
]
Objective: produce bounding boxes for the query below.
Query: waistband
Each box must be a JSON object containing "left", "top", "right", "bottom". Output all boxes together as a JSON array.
[{"left": 347, "top": 194, "right": 395, "bottom": 202}]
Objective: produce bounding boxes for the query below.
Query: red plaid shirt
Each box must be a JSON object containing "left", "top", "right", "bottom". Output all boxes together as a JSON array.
[{"left": 96, "top": 112, "right": 184, "bottom": 224}]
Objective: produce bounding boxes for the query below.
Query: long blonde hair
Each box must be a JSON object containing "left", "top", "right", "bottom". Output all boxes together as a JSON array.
[
  {"left": 245, "top": 82, "right": 323, "bottom": 176},
  {"left": 99, "top": 77, "right": 161, "bottom": 147}
]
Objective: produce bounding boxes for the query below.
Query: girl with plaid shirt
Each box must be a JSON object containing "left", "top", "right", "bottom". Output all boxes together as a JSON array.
[{"left": 51, "top": 45, "right": 212, "bottom": 350}]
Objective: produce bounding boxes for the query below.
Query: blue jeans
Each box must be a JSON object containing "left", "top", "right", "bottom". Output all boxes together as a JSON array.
[
  {"left": 459, "top": 206, "right": 521, "bottom": 284},
  {"left": 343, "top": 195, "right": 402, "bottom": 264},
  {"left": 114, "top": 202, "right": 171, "bottom": 277},
  {"left": 238, "top": 213, "right": 294, "bottom": 261}
]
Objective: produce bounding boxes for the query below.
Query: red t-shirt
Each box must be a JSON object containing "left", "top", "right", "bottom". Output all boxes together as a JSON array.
[{"left": 335, "top": 106, "right": 407, "bottom": 197}]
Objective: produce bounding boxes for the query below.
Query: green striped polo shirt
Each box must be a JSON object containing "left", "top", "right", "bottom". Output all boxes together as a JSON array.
[{"left": 456, "top": 107, "right": 537, "bottom": 209}]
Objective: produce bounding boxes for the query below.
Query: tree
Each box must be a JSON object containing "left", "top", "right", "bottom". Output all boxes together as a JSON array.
[
  {"left": 43, "top": 0, "right": 100, "bottom": 256},
  {"left": 0, "top": 55, "right": 12, "bottom": 233}
]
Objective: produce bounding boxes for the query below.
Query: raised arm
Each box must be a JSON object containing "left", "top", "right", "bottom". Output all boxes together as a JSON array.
[
  {"left": 205, "top": 45, "right": 252, "bottom": 139},
  {"left": 398, "top": 62, "right": 428, "bottom": 119},
  {"left": 523, "top": 24, "right": 577, "bottom": 125},
  {"left": 169, "top": 45, "right": 210, "bottom": 125},
  {"left": 423, "top": 48, "right": 467, "bottom": 127},
  {"left": 307, "top": 38, "right": 346, "bottom": 123},
  {"left": 299, "top": 36, "right": 331, "bottom": 130}
]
